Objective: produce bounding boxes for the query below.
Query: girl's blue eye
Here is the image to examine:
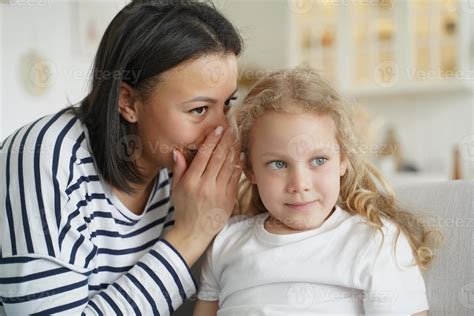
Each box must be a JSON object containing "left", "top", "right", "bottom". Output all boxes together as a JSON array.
[
  {"left": 190, "top": 106, "right": 208, "bottom": 116},
  {"left": 311, "top": 157, "right": 327, "bottom": 166},
  {"left": 269, "top": 161, "right": 287, "bottom": 170}
]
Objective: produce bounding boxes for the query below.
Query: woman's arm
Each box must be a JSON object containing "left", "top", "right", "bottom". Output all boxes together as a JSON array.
[
  {"left": 0, "top": 240, "right": 196, "bottom": 315},
  {"left": 193, "top": 299, "right": 218, "bottom": 316}
]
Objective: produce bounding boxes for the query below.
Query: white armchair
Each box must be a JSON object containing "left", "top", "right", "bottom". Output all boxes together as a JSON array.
[{"left": 394, "top": 180, "right": 474, "bottom": 315}]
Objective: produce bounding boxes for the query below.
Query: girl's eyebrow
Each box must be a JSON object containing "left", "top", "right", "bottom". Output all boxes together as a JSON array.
[
  {"left": 182, "top": 88, "right": 238, "bottom": 105},
  {"left": 261, "top": 151, "right": 287, "bottom": 157},
  {"left": 261, "top": 148, "right": 329, "bottom": 158}
]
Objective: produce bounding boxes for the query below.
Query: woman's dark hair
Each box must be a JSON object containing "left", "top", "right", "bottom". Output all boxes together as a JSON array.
[{"left": 70, "top": 0, "right": 243, "bottom": 193}]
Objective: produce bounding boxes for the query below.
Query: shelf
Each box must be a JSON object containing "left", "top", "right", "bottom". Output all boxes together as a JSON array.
[{"left": 343, "top": 79, "right": 473, "bottom": 98}]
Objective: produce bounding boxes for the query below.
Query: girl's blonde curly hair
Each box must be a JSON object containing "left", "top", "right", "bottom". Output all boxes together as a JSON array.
[{"left": 230, "top": 67, "right": 441, "bottom": 271}]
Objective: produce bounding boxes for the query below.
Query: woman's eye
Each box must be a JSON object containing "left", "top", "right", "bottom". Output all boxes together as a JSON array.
[
  {"left": 190, "top": 106, "right": 208, "bottom": 116},
  {"left": 269, "top": 161, "right": 287, "bottom": 170},
  {"left": 311, "top": 157, "right": 327, "bottom": 166},
  {"left": 224, "top": 96, "right": 238, "bottom": 108}
]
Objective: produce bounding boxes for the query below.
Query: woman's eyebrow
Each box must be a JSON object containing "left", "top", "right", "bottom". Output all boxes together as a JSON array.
[
  {"left": 183, "top": 96, "right": 218, "bottom": 104},
  {"left": 182, "top": 88, "right": 238, "bottom": 105}
]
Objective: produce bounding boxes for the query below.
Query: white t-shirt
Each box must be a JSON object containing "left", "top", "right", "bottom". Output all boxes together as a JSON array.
[{"left": 197, "top": 206, "right": 428, "bottom": 315}]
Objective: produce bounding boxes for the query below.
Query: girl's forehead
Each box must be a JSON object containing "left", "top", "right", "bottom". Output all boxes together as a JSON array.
[
  {"left": 249, "top": 112, "right": 340, "bottom": 152},
  {"left": 255, "top": 111, "right": 337, "bottom": 135}
]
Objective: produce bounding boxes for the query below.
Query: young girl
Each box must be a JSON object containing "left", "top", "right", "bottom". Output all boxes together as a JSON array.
[{"left": 193, "top": 67, "right": 438, "bottom": 315}]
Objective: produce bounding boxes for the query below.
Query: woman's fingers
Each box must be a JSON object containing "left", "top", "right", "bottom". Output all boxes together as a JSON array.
[
  {"left": 226, "top": 163, "right": 243, "bottom": 199},
  {"left": 216, "top": 140, "right": 241, "bottom": 186},
  {"left": 186, "top": 126, "right": 225, "bottom": 179},
  {"left": 203, "top": 128, "right": 237, "bottom": 181},
  {"left": 171, "top": 148, "right": 187, "bottom": 191}
]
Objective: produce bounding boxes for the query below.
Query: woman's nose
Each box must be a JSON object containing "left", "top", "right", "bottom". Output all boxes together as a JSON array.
[
  {"left": 216, "top": 111, "right": 229, "bottom": 129},
  {"left": 286, "top": 167, "right": 312, "bottom": 193},
  {"left": 201, "top": 112, "right": 230, "bottom": 142}
]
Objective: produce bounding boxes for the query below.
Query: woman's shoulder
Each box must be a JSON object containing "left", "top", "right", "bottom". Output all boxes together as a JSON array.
[{"left": 1, "top": 107, "right": 90, "bottom": 157}]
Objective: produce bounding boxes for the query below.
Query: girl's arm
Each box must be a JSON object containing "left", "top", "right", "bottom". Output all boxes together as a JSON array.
[{"left": 193, "top": 299, "right": 218, "bottom": 316}]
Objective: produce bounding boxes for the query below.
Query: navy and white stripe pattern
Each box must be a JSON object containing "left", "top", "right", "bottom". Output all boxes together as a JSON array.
[{"left": 0, "top": 109, "right": 196, "bottom": 314}]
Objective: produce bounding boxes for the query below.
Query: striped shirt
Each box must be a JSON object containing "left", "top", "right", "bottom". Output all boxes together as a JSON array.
[{"left": 0, "top": 108, "right": 197, "bottom": 315}]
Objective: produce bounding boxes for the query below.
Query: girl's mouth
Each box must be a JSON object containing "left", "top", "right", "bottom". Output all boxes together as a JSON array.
[{"left": 285, "top": 200, "right": 316, "bottom": 211}]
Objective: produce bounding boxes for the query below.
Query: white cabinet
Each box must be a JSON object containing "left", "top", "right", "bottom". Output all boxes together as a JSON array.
[{"left": 294, "top": 0, "right": 472, "bottom": 97}]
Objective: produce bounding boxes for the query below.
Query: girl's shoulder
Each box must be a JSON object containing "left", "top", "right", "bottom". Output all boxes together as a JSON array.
[
  {"left": 339, "top": 208, "right": 402, "bottom": 236},
  {"left": 352, "top": 215, "right": 414, "bottom": 267},
  {"left": 222, "top": 213, "right": 262, "bottom": 232},
  {"left": 213, "top": 213, "right": 266, "bottom": 243}
]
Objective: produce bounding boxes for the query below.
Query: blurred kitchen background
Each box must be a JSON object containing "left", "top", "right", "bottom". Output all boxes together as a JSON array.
[{"left": 0, "top": 0, "right": 473, "bottom": 186}]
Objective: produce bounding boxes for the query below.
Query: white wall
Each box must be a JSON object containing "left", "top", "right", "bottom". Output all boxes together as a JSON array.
[
  {"left": 0, "top": 0, "right": 119, "bottom": 140},
  {"left": 220, "top": 0, "right": 295, "bottom": 70}
]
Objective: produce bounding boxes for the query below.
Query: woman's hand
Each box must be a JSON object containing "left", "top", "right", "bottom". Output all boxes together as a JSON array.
[{"left": 163, "top": 126, "right": 243, "bottom": 267}]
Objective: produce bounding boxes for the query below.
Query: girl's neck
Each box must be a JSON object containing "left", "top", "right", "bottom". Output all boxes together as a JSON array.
[{"left": 264, "top": 206, "right": 337, "bottom": 235}]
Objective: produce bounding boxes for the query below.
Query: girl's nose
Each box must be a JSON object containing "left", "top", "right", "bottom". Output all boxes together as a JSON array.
[{"left": 286, "top": 167, "right": 312, "bottom": 193}]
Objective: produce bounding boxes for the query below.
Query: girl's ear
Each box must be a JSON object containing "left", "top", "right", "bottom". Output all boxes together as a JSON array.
[
  {"left": 340, "top": 157, "right": 348, "bottom": 177},
  {"left": 118, "top": 82, "right": 140, "bottom": 123}
]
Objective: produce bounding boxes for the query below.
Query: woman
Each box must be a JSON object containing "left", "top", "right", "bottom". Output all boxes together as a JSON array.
[{"left": 0, "top": 0, "right": 243, "bottom": 314}]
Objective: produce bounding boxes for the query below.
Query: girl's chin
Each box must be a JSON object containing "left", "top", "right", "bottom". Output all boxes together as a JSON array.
[{"left": 267, "top": 213, "right": 331, "bottom": 232}]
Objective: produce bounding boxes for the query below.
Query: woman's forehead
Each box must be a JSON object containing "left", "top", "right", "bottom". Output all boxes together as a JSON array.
[{"left": 152, "top": 54, "right": 238, "bottom": 100}]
